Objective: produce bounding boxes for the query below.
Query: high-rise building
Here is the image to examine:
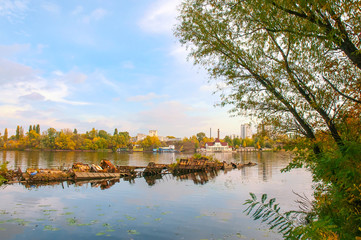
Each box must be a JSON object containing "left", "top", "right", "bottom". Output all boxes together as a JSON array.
[
  {"left": 149, "top": 130, "right": 158, "bottom": 137},
  {"left": 136, "top": 133, "right": 147, "bottom": 142},
  {"left": 230, "top": 134, "right": 240, "bottom": 140},
  {"left": 240, "top": 124, "right": 252, "bottom": 139}
]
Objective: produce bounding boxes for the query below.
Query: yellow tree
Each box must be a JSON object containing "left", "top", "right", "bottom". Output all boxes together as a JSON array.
[
  {"left": 27, "top": 130, "right": 41, "bottom": 148},
  {"left": 55, "top": 131, "right": 75, "bottom": 150},
  {"left": 3, "top": 128, "right": 8, "bottom": 142},
  {"left": 140, "top": 136, "right": 161, "bottom": 150}
]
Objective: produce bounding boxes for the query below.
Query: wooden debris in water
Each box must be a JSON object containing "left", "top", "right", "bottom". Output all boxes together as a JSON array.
[{"left": 0, "top": 156, "right": 257, "bottom": 185}]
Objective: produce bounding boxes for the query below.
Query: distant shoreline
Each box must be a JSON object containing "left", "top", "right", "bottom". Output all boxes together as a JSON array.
[{"left": 0, "top": 149, "right": 198, "bottom": 153}]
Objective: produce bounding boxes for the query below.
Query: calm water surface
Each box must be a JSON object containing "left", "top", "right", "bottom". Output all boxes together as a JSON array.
[{"left": 0, "top": 151, "right": 313, "bottom": 240}]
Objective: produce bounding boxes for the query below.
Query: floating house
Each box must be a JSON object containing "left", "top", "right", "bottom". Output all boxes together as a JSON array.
[
  {"left": 133, "top": 147, "right": 143, "bottom": 152},
  {"left": 116, "top": 147, "right": 129, "bottom": 152},
  {"left": 153, "top": 145, "right": 176, "bottom": 152}
]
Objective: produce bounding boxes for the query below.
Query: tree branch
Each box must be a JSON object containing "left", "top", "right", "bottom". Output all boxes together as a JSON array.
[{"left": 322, "top": 76, "right": 361, "bottom": 104}]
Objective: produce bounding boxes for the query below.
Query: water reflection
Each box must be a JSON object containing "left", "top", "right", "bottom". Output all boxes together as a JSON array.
[
  {"left": 1, "top": 150, "right": 293, "bottom": 185},
  {"left": 18, "top": 169, "right": 224, "bottom": 190},
  {"left": 144, "top": 174, "right": 164, "bottom": 186},
  {"left": 174, "top": 170, "right": 218, "bottom": 185},
  {"left": 0, "top": 151, "right": 312, "bottom": 240}
]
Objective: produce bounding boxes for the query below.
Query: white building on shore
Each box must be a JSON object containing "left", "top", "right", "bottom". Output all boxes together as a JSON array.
[
  {"left": 202, "top": 139, "right": 232, "bottom": 152},
  {"left": 198, "top": 129, "right": 232, "bottom": 152}
]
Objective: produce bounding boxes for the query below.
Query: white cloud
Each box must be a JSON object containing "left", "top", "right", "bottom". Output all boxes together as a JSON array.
[
  {"left": 82, "top": 8, "right": 107, "bottom": 24},
  {"left": 0, "top": 43, "right": 30, "bottom": 57},
  {"left": 121, "top": 61, "right": 135, "bottom": 69},
  {"left": 38, "top": 80, "right": 89, "bottom": 105},
  {"left": 41, "top": 2, "right": 60, "bottom": 14},
  {"left": 52, "top": 70, "right": 63, "bottom": 76},
  {"left": 92, "top": 71, "right": 119, "bottom": 90},
  {"left": 90, "top": 8, "right": 107, "bottom": 20},
  {"left": 0, "top": 58, "right": 37, "bottom": 83},
  {"left": 19, "top": 92, "right": 45, "bottom": 101},
  {"left": 71, "top": 6, "right": 107, "bottom": 24},
  {"left": 134, "top": 100, "right": 205, "bottom": 136},
  {"left": 169, "top": 44, "right": 189, "bottom": 64},
  {"left": 50, "top": 70, "right": 87, "bottom": 83},
  {"left": 0, "top": 104, "right": 31, "bottom": 119},
  {"left": 0, "top": 58, "right": 90, "bottom": 106},
  {"left": 139, "top": 0, "right": 181, "bottom": 34},
  {"left": 127, "top": 92, "right": 168, "bottom": 102},
  {"left": 36, "top": 44, "right": 48, "bottom": 54},
  {"left": 0, "top": 0, "right": 28, "bottom": 21},
  {"left": 60, "top": 71, "right": 87, "bottom": 84},
  {"left": 71, "top": 5, "right": 83, "bottom": 15},
  {"left": 200, "top": 81, "right": 229, "bottom": 95}
]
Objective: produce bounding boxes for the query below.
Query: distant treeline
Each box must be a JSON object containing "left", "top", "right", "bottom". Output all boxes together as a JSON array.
[
  {"left": 0, "top": 125, "right": 197, "bottom": 152},
  {"left": 0, "top": 125, "right": 287, "bottom": 151},
  {"left": 0, "top": 125, "right": 133, "bottom": 151}
]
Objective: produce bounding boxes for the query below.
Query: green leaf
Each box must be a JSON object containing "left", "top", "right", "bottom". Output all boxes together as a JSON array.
[{"left": 261, "top": 194, "right": 267, "bottom": 203}]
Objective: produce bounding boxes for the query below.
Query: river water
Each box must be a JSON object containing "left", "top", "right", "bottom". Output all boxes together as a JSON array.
[{"left": 0, "top": 151, "right": 313, "bottom": 240}]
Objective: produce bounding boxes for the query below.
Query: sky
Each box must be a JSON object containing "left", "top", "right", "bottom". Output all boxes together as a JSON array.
[{"left": 0, "top": 0, "right": 251, "bottom": 138}]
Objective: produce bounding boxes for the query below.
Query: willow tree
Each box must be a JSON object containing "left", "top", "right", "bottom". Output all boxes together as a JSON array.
[
  {"left": 175, "top": 0, "right": 361, "bottom": 153},
  {"left": 175, "top": 0, "right": 361, "bottom": 238}
]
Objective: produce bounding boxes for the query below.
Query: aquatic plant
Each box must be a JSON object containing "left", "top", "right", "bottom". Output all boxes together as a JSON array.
[
  {"left": 127, "top": 229, "right": 140, "bottom": 235},
  {"left": 0, "top": 162, "right": 9, "bottom": 185}
]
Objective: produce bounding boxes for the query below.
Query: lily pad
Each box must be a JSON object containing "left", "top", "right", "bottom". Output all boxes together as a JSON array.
[
  {"left": 43, "top": 225, "right": 60, "bottom": 231},
  {"left": 10, "top": 218, "right": 30, "bottom": 226},
  {"left": 236, "top": 233, "right": 246, "bottom": 239},
  {"left": 43, "top": 209, "right": 57, "bottom": 212},
  {"left": 77, "top": 223, "right": 91, "bottom": 226},
  {"left": 127, "top": 229, "right": 140, "bottom": 235},
  {"left": 62, "top": 212, "right": 74, "bottom": 216},
  {"left": 96, "top": 232, "right": 106, "bottom": 236},
  {"left": 0, "top": 210, "right": 8, "bottom": 215},
  {"left": 66, "top": 218, "right": 77, "bottom": 226},
  {"left": 124, "top": 215, "right": 136, "bottom": 221}
]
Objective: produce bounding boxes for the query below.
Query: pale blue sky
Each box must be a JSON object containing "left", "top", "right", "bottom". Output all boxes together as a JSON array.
[{"left": 0, "top": 0, "right": 250, "bottom": 138}]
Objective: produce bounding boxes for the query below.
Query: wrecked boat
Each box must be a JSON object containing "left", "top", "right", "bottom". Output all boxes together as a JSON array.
[{"left": 0, "top": 157, "right": 257, "bottom": 185}]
